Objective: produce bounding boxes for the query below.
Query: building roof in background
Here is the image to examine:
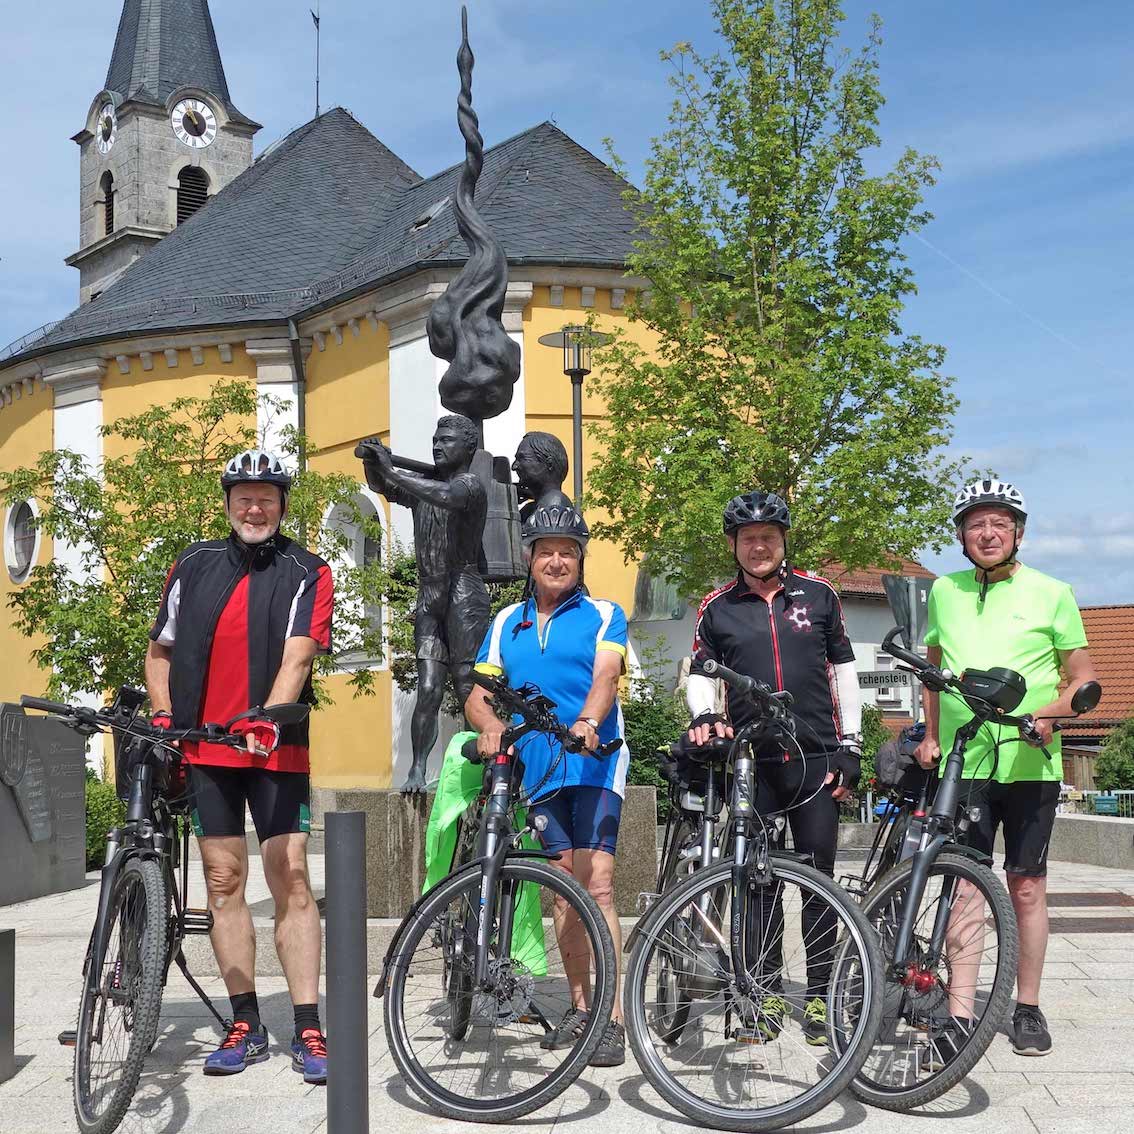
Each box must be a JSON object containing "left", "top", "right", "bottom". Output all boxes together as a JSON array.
[
  {"left": 1, "top": 116, "right": 637, "bottom": 370},
  {"left": 1061, "top": 605, "right": 1134, "bottom": 736},
  {"left": 824, "top": 559, "right": 936, "bottom": 599},
  {"left": 104, "top": 0, "right": 258, "bottom": 127}
]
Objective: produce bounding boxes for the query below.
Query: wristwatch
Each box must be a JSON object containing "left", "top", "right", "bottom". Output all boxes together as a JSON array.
[{"left": 577, "top": 717, "right": 600, "bottom": 730}]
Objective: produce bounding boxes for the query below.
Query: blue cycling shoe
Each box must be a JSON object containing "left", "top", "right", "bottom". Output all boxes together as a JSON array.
[
  {"left": 203, "top": 1021, "right": 270, "bottom": 1075},
  {"left": 291, "top": 1028, "right": 328, "bottom": 1084}
]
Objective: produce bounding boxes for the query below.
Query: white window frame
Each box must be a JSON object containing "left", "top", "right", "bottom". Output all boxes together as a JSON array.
[
  {"left": 5, "top": 498, "right": 42, "bottom": 584},
  {"left": 874, "top": 650, "right": 901, "bottom": 705}
]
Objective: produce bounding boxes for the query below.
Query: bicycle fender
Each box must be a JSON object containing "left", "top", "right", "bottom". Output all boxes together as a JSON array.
[
  {"left": 372, "top": 850, "right": 558, "bottom": 998},
  {"left": 89, "top": 846, "right": 158, "bottom": 978},
  {"left": 768, "top": 848, "right": 816, "bottom": 867},
  {"left": 941, "top": 842, "right": 994, "bottom": 868}
]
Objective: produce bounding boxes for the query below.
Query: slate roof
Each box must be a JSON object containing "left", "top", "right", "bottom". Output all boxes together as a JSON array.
[
  {"left": 105, "top": 0, "right": 257, "bottom": 127},
  {"left": 2, "top": 113, "right": 638, "bottom": 370},
  {"left": 1061, "top": 605, "right": 1134, "bottom": 737}
]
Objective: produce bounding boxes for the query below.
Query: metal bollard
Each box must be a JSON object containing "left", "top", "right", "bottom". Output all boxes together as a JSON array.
[
  {"left": 326, "top": 812, "right": 368, "bottom": 1133},
  {"left": 0, "top": 929, "right": 14, "bottom": 1084}
]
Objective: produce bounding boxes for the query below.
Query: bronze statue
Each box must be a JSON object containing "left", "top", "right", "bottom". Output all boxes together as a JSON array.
[
  {"left": 513, "top": 431, "right": 573, "bottom": 521},
  {"left": 357, "top": 415, "right": 491, "bottom": 794}
]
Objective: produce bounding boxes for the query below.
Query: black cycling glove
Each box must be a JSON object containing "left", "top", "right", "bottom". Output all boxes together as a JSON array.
[
  {"left": 829, "top": 746, "right": 861, "bottom": 792},
  {"left": 690, "top": 711, "right": 726, "bottom": 732}
]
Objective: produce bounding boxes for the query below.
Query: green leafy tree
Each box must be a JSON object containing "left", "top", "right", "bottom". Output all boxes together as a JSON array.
[
  {"left": 1094, "top": 718, "right": 1134, "bottom": 792},
  {"left": 590, "top": 0, "right": 966, "bottom": 598},
  {"left": 858, "top": 703, "right": 893, "bottom": 791},
  {"left": 0, "top": 381, "right": 386, "bottom": 701}
]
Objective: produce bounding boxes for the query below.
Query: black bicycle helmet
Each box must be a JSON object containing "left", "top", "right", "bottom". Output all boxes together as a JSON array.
[
  {"left": 722, "top": 490, "right": 791, "bottom": 535},
  {"left": 521, "top": 503, "right": 590, "bottom": 553},
  {"left": 220, "top": 449, "right": 293, "bottom": 492}
]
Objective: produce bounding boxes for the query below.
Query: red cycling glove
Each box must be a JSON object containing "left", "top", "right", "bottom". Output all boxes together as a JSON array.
[
  {"left": 229, "top": 715, "right": 281, "bottom": 755},
  {"left": 151, "top": 711, "right": 173, "bottom": 729}
]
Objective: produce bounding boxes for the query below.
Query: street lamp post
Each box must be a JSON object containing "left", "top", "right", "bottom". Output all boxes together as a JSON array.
[{"left": 536, "top": 324, "right": 610, "bottom": 506}]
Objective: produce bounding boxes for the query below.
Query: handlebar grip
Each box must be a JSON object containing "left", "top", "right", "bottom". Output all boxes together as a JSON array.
[
  {"left": 700, "top": 659, "right": 758, "bottom": 696},
  {"left": 595, "top": 738, "right": 622, "bottom": 758},
  {"left": 461, "top": 736, "right": 483, "bottom": 764},
  {"left": 881, "top": 626, "right": 925, "bottom": 670},
  {"left": 470, "top": 670, "right": 499, "bottom": 692},
  {"left": 20, "top": 695, "right": 73, "bottom": 714},
  {"left": 669, "top": 735, "right": 732, "bottom": 759}
]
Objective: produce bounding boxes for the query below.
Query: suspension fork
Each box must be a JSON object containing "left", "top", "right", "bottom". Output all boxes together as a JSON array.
[{"left": 729, "top": 752, "right": 758, "bottom": 997}]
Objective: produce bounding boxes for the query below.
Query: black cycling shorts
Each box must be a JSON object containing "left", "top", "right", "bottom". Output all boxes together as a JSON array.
[
  {"left": 188, "top": 764, "right": 311, "bottom": 843},
  {"left": 963, "top": 779, "right": 1060, "bottom": 877}
]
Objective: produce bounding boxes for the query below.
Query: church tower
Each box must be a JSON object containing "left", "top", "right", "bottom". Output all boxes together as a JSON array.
[{"left": 67, "top": 0, "right": 260, "bottom": 304}]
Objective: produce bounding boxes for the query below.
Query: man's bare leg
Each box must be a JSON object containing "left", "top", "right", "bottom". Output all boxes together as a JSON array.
[
  {"left": 1008, "top": 874, "right": 1048, "bottom": 1005},
  {"left": 261, "top": 832, "right": 320, "bottom": 1005},
  {"left": 199, "top": 836, "right": 255, "bottom": 994},
  {"left": 549, "top": 850, "right": 592, "bottom": 1010},
  {"left": 573, "top": 849, "right": 622, "bottom": 1022}
]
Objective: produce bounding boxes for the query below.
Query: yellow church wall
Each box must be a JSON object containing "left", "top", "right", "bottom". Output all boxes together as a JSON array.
[
  {"left": 0, "top": 383, "right": 54, "bottom": 703},
  {"left": 100, "top": 346, "right": 257, "bottom": 459},
  {"left": 305, "top": 317, "right": 390, "bottom": 454},
  {"left": 309, "top": 670, "right": 393, "bottom": 789}
]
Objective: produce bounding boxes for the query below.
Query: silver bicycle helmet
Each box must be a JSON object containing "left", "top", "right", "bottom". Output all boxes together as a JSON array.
[
  {"left": 952, "top": 479, "right": 1026, "bottom": 526},
  {"left": 220, "top": 449, "right": 293, "bottom": 492}
]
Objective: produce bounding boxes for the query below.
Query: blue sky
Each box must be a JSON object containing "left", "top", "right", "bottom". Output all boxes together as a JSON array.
[{"left": 2, "top": 1, "right": 1130, "bottom": 602}]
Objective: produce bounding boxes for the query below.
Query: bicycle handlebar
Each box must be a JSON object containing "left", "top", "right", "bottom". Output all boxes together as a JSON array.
[{"left": 19, "top": 695, "right": 74, "bottom": 715}]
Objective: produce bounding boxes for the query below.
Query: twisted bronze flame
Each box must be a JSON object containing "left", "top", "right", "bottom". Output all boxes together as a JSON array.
[{"left": 427, "top": 6, "right": 521, "bottom": 423}]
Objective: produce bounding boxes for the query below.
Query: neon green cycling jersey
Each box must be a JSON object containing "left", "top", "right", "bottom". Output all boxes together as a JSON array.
[{"left": 924, "top": 564, "right": 1087, "bottom": 784}]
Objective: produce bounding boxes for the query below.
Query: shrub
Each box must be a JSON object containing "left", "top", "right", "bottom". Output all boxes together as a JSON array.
[
  {"left": 859, "top": 704, "right": 894, "bottom": 793},
  {"left": 85, "top": 770, "right": 125, "bottom": 870},
  {"left": 1095, "top": 717, "right": 1134, "bottom": 792}
]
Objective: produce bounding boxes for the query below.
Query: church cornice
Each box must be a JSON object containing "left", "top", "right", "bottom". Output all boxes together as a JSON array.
[{"left": 64, "top": 226, "right": 167, "bottom": 268}]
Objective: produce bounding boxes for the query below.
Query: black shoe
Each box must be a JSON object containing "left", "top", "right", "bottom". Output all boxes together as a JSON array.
[
  {"left": 589, "top": 1020, "right": 626, "bottom": 1067},
  {"left": 540, "top": 1006, "right": 589, "bottom": 1050},
  {"left": 1012, "top": 1006, "right": 1052, "bottom": 1057},
  {"left": 919, "top": 1017, "right": 970, "bottom": 1073}
]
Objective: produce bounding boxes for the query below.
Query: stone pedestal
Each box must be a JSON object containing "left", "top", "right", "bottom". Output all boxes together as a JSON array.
[{"left": 313, "top": 785, "right": 658, "bottom": 917}]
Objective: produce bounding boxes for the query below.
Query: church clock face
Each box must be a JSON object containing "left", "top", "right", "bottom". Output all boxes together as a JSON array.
[
  {"left": 95, "top": 103, "right": 116, "bottom": 155},
  {"left": 170, "top": 99, "right": 217, "bottom": 148}
]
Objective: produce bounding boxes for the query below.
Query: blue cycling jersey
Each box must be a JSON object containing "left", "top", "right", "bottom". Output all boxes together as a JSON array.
[{"left": 475, "top": 588, "right": 630, "bottom": 800}]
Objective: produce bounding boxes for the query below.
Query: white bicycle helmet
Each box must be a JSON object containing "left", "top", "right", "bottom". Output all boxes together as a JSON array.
[
  {"left": 952, "top": 479, "right": 1026, "bottom": 526},
  {"left": 220, "top": 449, "right": 293, "bottom": 492}
]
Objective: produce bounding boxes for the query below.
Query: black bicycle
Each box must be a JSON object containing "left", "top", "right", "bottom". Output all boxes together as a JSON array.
[
  {"left": 836, "top": 628, "right": 1101, "bottom": 1110},
  {"left": 21, "top": 687, "right": 308, "bottom": 1134},
  {"left": 376, "top": 671, "right": 621, "bottom": 1123},
  {"left": 623, "top": 660, "right": 884, "bottom": 1132}
]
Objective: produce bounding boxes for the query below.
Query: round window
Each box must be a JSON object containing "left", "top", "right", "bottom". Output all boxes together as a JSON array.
[{"left": 6, "top": 501, "right": 37, "bottom": 581}]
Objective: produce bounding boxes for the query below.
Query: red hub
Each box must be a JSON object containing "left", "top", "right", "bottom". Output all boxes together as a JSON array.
[{"left": 901, "top": 964, "right": 937, "bottom": 993}]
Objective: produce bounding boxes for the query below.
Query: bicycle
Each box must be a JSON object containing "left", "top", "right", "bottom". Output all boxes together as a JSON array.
[
  {"left": 375, "top": 671, "right": 623, "bottom": 1123},
  {"left": 20, "top": 687, "right": 309, "bottom": 1134},
  {"left": 623, "top": 659, "right": 885, "bottom": 1132},
  {"left": 836, "top": 627, "right": 1101, "bottom": 1110}
]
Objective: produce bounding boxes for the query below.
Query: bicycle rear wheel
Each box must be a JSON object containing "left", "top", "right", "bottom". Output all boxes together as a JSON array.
[
  {"left": 73, "top": 857, "right": 168, "bottom": 1134},
  {"left": 846, "top": 851, "right": 1018, "bottom": 1110},
  {"left": 625, "top": 856, "right": 883, "bottom": 1132},
  {"left": 384, "top": 857, "right": 616, "bottom": 1123}
]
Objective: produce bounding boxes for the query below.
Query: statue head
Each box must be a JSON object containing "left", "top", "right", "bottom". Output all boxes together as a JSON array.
[
  {"left": 513, "top": 431, "right": 569, "bottom": 503},
  {"left": 433, "top": 414, "right": 480, "bottom": 475}
]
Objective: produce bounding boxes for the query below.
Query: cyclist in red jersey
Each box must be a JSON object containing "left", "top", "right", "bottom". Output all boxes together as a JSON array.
[{"left": 145, "top": 450, "right": 334, "bottom": 1083}]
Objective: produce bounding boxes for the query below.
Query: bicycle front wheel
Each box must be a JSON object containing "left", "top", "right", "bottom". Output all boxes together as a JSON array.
[
  {"left": 384, "top": 857, "right": 616, "bottom": 1123},
  {"left": 847, "top": 851, "right": 1018, "bottom": 1110},
  {"left": 73, "top": 857, "right": 168, "bottom": 1134},
  {"left": 625, "top": 856, "right": 883, "bottom": 1132}
]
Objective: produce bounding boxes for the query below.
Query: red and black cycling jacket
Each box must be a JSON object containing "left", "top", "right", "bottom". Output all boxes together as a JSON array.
[
  {"left": 149, "top": 532, "right": 333, "bottom": 773},
  {"left": 692, "top": 568, "right": 855, "bottom": 761}
]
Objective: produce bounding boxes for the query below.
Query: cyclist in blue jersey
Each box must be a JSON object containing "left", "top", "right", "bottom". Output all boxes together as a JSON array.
[{"left": 466, "top": 503, "right": 629, "bottom": 1067}]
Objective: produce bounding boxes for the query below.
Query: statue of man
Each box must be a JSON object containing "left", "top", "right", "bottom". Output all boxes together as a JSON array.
[
  {"left": 358, "top": 415, "right": 490, "bottom": 793},
  {"left": 512, "top": 431, "right": 573, "bottom": 522}
]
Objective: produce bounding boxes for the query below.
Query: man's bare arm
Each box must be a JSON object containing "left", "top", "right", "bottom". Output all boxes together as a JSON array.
[
  {"left": 145, "top": 641, "right": 173, "bottom": 714},
  {"left": 265, "top": 637, "right": 320, "bottom": 705},
  {"left": 569, "top": 650, "right": 623, "bottom": 751}
]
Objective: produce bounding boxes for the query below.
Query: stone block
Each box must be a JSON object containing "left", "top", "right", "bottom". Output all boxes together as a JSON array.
[{"left": 314, "top": 785, "right": 657, "bottom": 917}]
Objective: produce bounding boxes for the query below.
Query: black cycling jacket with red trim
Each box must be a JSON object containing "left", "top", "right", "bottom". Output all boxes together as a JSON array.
[
  {"left": 149, "top": 533, "right": 333, "bottom": 749},
  {"left": 692, "top": 569, "right": 855, "bottom": 760}
]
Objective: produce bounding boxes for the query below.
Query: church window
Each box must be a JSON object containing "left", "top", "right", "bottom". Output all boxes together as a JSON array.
[
  {"left": 100, "top": 171, "right": 115, "bottom": 236},
  {"left": 176, "top": 166, "right": 210, "bottom": 224},
  {"left": 5, "top": 500, "right": 39, "bottom": 584}
]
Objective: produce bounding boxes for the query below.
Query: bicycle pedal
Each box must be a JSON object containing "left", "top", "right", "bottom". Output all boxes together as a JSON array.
[
  {"left": 58, "top": 1030, "right": 77, "bottom": 1047},
  {"left": 637, "top": 891, "right": 660, "bottom": 914},
  {"left": 181, "top": 908, "right": 214, "bottom": 935}
]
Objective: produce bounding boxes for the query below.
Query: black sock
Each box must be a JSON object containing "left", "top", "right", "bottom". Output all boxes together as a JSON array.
[
  {"left": 1016, "top": 1002, "right": 1039, "bottom": 1013},
  {"left": 294, "top": 1003, "right": 321, "bottom": 1036},
  {"left": 230, "top": 990, "right": 260, "bottom": 1029}
]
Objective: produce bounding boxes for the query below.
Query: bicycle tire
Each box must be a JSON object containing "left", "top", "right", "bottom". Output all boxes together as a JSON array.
[
  {"left": 848, "top": 851, "right": 1018, "bottom": 1110},
  {"left": 73, "top": 857, "right": 168, "bottom": 1134},
  {"left": 441, "top": 809, "right": 480, "bottom": 1040},
  {"left": 625, "top": 856, "right": 884, "bottom": 1132},
  {"left": 385, "top": 857, "right": 616, "bottom": 1123}
]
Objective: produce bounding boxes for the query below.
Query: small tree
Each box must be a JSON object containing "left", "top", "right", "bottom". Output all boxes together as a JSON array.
[
  {"left": 0, "top": 381, "right": 386, "bottom": 701},
  {"left": 590, "top": 0, "right": 966, "bottom": 598},
  {"left": 1095, "top": 718, "right": 1134, "bottom": 792}
]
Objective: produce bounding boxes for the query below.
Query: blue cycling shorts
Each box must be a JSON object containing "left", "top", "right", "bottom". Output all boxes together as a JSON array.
[{"left": 532, "top": 786, "right": 623, "bottom": 855}]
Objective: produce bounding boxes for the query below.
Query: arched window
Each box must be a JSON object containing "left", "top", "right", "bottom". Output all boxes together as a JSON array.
[
  {"left": 324, "top": 492, "right": 385, "bottom": 667},
  {"left": 5, "top": 500, "right": 40, "bottom": 584},
  {"left": 100, "top": 171, "right": 115, "bottom": 236},
  {"left": 176, "top": 166, "right": 209, "bottom": 224}
]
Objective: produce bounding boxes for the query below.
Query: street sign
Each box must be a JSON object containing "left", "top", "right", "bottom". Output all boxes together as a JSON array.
[{"left": 858, "top": 670, "right": 912, "bottom": 688}]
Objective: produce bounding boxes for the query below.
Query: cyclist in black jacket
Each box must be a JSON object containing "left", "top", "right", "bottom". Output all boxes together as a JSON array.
[
  {"left": 145, "top": 450, "right": 334, "bottom": 1084},
  {"left": 686, "top": 491, "right": 862, "bottom": 1045}
]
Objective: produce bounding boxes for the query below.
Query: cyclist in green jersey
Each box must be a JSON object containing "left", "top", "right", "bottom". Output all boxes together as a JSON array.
[{"left": 916, "top": 480, "right": 1097, "bottom": 1058}]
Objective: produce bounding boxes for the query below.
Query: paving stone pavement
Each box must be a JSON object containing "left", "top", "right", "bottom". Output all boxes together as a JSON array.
[{"left": 2, "top": 857, "right": 1132, "bottom": 1134}]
